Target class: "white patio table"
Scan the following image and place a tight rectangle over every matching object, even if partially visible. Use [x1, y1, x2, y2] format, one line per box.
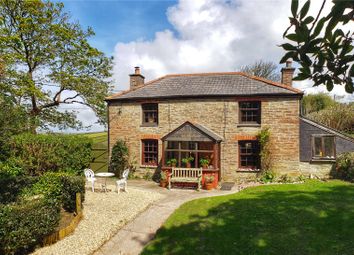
[95, 172, 115, 192]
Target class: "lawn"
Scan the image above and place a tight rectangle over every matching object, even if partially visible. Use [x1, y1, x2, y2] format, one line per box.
[81, 132, 108, 172]
[142, 180, 354, 255]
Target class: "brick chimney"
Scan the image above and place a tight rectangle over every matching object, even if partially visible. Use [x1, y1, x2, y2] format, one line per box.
[281, 60, 295, 86]
[129, 66, 145, 89]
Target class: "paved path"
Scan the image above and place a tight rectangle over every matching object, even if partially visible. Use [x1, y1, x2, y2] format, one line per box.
[93, 180, 241, 255]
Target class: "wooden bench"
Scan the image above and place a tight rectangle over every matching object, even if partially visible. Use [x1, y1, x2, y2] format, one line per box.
[168, 167, 203, 190]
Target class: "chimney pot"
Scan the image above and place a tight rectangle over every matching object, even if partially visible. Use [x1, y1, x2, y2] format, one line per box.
[286, 60, 292, 68]
[129, 66, 145, 89]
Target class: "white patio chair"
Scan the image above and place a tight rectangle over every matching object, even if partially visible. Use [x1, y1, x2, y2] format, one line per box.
[84, 168, 96, 192]
[116, 169, 129, 194]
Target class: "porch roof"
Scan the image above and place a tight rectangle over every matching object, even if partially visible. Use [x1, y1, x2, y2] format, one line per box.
[162, 121, 223, 142]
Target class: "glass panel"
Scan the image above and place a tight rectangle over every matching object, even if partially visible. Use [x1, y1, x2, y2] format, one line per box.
[181, 141, 196, 150]
[167, 141, 179, 149]
[323, 136, 335, 158]
[181, 152, 196, 167]
[313, 137, 322, 157]
[165, 151, 179, 167]
[239, 141, 259, 168]
[198, 152, 213, 168]
[198, 142, 213, 151]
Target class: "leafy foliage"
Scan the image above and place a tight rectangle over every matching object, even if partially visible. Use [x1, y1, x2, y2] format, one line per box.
[301, 93, 336, 114]
[281, 0, 353, 93]
[0, 0, 113, 131]
[8, 133, 93, 176]
[257, 127, 273, 172]
[240, 60, 280, 82]
[332, 152, 354, 182]
[0, 198, 60, 255]
[109, 139, 129, 178]
[307, 103, 354, 133]
[0, 175, 37, 204]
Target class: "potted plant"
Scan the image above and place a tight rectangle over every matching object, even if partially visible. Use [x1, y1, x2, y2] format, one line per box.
[204, 175, 215, 190]
[160, 171, 168, 188]
[182, 156, 194, 168]
[167, 158, 177, 167]
[199, 158, 210, 168]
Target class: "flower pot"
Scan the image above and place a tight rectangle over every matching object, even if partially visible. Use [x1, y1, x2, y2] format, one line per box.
[205, 182, 213, 190]
[160, 180, 168, 188]
[186, 162, 191, 168]
[171, 163, 176, 167]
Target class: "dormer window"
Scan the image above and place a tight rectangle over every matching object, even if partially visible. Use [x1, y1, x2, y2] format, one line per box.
[142, 103, 158, 126]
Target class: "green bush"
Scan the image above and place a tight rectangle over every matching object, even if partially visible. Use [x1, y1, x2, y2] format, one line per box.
[0, 176, 38, 204]
[21, 172, 85, 213]
[8, 133, 93, 175]
[61, 175, 85, 212]
[332, 152, 354, 182]
[0, 199, 60, 255]
[110, 139, 129, 178]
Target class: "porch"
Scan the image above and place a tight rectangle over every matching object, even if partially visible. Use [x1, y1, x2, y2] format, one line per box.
[160, 121, 222, 189]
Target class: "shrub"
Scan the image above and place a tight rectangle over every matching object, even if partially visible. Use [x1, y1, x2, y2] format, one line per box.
[257, 127, 273, 173]
[61, 175, 85, 212]
[0, 176, 38, 204]
[110, 139, 129, 178]
[332, 152, 354, 182]
[302, 93, 336, 115]
[0, 199, 60, 255]
[21, 172, 85, 213]
[8, 133, 93, 175]
[259, 170, 276, 183]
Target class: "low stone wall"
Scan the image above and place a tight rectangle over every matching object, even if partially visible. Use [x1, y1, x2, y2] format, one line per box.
[299, 162, 333, 179]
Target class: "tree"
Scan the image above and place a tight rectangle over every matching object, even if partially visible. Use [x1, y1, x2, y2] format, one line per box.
[301, 93, 336, 115]
[240, 60, 280, 82]
[0, 0, 113, 132]
[280, 0, 353, 93]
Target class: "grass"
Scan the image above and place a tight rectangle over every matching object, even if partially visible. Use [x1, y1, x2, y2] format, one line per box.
[81, 132, 108, 173]
[142, 180, 354, 255]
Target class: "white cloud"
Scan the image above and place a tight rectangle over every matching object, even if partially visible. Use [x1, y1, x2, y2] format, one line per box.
[112, 0, 352, 102]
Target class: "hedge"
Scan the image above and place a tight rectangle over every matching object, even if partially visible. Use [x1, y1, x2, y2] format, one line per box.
[0, 175, 37, 204]
[0, 199, 60, 255]
[0, 173, 85, 254]
[8, 133, 93, 175]
[22, 172, 85, 213]
[332, 152, 354, 182]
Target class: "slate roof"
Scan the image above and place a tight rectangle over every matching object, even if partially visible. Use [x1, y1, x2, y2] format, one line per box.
[106, 72, 303, 101]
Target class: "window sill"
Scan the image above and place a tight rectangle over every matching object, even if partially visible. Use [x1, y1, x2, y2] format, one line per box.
[310, 158, 336, 163]
[141, 123, 158, 127]
[236, 168, 260, 172]
[237, 123, 261, 128]
[140, 165, 158, 168]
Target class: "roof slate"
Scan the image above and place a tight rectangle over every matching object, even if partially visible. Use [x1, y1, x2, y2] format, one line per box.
[107, 72, 303, 101]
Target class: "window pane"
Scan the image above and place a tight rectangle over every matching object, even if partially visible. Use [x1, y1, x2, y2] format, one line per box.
[323, 136, 335, 158]
[142, 104, 158, 124]
[181, 141, 196, 150]
[313, 137, 322, 157]
[142, 140, 158, 165]
[239, 101, 260, 124]
[198, 142, 213, 151]
[239, 141, 259, 168]
[167, 141, 179, 149]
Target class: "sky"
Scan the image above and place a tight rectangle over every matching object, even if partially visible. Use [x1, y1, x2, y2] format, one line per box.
[57, 0, 353, 132]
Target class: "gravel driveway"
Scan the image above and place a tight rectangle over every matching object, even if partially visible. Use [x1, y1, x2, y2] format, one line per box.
[32, 185, 164, 255]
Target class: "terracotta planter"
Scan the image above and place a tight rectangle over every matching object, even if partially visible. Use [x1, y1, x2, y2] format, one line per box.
[205, 182, 213, 190]
[186, 162, 191, 168]
[171, 163, 176, 167]
[160, 180, 168, 188]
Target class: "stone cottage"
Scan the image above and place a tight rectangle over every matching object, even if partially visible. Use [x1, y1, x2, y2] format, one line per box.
[106, 62, 354, 184]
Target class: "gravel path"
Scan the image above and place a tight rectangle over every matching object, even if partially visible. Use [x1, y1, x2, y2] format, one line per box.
[32, 185, 164, 255]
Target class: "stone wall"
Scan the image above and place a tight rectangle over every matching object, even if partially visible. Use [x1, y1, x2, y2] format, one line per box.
[108, 97, 301, 181]
[299, 162, 333, 179]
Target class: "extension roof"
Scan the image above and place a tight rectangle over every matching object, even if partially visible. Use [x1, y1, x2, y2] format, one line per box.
[106, 72, 303, 101]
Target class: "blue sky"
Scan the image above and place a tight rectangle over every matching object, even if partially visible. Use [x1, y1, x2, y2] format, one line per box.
[61, 0, 177, 56]
[53, 0, 352, 132]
